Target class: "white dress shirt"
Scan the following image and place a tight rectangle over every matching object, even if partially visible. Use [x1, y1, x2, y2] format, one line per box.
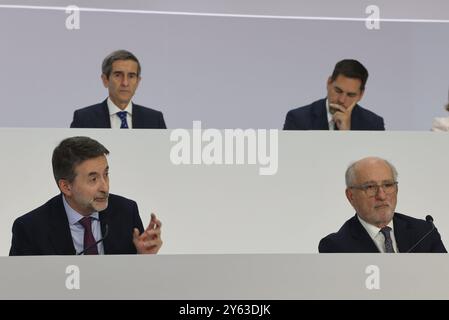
[325, 99, 336, 130]
[357, 215, 399, 253]
[107, 97, 133, 128]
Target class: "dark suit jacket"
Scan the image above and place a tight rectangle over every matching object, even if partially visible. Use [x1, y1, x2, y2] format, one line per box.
[319, 213, 447, 253]
[283, 98, 385, 130]
[9, 194, 145, 255]
[70, 99, 166, 129]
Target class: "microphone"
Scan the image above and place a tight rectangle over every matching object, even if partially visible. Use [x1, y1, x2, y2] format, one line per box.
[77, 224, 109, 255]
[406, 215, 435, 253]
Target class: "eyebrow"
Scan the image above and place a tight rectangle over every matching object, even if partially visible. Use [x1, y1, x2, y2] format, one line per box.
[112, 71, 137, 76]
[333, 85, 358, 96]
[360, 180, 395, 185]
[87, 166, 109, 177]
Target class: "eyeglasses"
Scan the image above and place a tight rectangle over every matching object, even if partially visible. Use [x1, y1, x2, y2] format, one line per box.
[349, 181, 398, 197]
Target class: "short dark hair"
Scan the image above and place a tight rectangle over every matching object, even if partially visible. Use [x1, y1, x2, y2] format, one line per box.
[52, 136, 109, 184]
[330, 59, 369, 91]
[102, 49, 141, 78]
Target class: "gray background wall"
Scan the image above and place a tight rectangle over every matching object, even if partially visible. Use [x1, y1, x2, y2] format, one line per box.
[1, 0, 449, 129]
[1, 128, 449, 255]
[1, 0, 449, 255]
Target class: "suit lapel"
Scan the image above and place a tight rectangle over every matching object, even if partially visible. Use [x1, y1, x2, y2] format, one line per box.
[132, 104, 142, 128]
[311, 99, 330, 130]
[349, 215, 380, 252]
[99, 209, 112, 254]
[98, 99, 112, 128]
[48, 195, 76, 255]
[393, 214, 413, 253]
[350, 105, 361, 130]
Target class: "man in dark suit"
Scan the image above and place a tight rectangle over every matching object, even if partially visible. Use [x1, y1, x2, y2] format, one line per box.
[319, 157, 446, 253]
[283, 59, 384, 130]
[70, 50, 166, 129]
[10, 136, 163, 255]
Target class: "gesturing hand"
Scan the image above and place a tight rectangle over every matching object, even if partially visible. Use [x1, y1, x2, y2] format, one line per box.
[133, 213, 163, 254]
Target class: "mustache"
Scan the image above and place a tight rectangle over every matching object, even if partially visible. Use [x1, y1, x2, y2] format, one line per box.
[374, 203, 390, 209]
[94, 192, 109, 200]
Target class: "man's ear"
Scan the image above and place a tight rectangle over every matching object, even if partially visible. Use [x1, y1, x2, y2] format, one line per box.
[345, 188, 353, 204]
[101, 73, 109, 88]
[358, 89, 365, 102]
[58, 179, 72, 196]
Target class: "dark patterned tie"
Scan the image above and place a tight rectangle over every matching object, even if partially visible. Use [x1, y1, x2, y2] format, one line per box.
[380, 226, 395, 253]
[117, 111, 129, 128]
[79, 216, 98, 255]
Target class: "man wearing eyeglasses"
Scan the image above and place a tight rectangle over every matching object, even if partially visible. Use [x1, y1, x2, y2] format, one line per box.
[319, 157, 446, 253]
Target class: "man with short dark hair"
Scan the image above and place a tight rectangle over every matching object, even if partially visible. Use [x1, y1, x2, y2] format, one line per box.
[9, 136, 163, 255]
[283, 59, 384, 130]
[70, 50, 166, 128]
[319, 157, 446, 253]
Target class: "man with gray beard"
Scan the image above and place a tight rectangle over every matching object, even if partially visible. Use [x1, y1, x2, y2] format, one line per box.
[10, 136, 163, 255]
[319, 157, 446, 253]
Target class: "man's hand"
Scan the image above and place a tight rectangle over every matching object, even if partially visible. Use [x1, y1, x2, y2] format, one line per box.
[330, 101, 357, 130]
[133, 213, 163, 254]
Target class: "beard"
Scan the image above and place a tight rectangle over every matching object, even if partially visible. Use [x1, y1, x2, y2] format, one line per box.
[73, 192, 109, 214]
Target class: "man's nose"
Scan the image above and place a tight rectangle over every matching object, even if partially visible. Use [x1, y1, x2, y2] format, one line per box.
[99, 177, 109, 192]
[375, 186, 387, 200]
[337, 93, 346, 105]
[121, 75, 129, 86]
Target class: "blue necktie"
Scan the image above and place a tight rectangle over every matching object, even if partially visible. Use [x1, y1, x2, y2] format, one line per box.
[380, 226, 395, 253]
[117, 111, 129, 129]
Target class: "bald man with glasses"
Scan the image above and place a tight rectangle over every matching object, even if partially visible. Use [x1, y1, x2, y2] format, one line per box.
[318, 157, 447, 253]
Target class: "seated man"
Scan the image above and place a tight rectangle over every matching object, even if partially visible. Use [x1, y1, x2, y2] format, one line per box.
[70, 50, 166, 129]
[284, 59, 384, 130]
[319, 157, 446, 253]
[10, 136, 163, 255]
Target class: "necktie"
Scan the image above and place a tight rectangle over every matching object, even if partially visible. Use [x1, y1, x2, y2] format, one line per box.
[79, 216, 98, 255]
[380, 226, 395, 253]
[117, 111, 129, 129]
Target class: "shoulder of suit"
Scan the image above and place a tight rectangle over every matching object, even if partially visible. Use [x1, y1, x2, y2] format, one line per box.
[14, 194, 61, 223]
[108, 193, 137, 205]
[288, 99, 325, 115]
[321, 216, 354, 241]
[355, 104, 383, 120]
[73, 101, 106, 114]
[133, 104, 164, 115]
[394, 212, 426, 225]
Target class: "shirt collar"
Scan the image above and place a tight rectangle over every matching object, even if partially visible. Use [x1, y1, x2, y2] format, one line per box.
[357, 214, 394, 240]
[107, 97, 133, 116]
[62, 194, 100, 226]
[325, 98, 334, 129]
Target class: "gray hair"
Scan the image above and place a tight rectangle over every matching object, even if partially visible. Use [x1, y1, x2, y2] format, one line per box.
[345, 157, 398, 187]
[102, 50, 141, 78]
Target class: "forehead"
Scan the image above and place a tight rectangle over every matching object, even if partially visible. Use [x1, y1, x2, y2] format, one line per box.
[331, 75, 362, 93]
[354, 160, 393, 183]
[74, 155, 108, 175]
[111, 59, 139, 73]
